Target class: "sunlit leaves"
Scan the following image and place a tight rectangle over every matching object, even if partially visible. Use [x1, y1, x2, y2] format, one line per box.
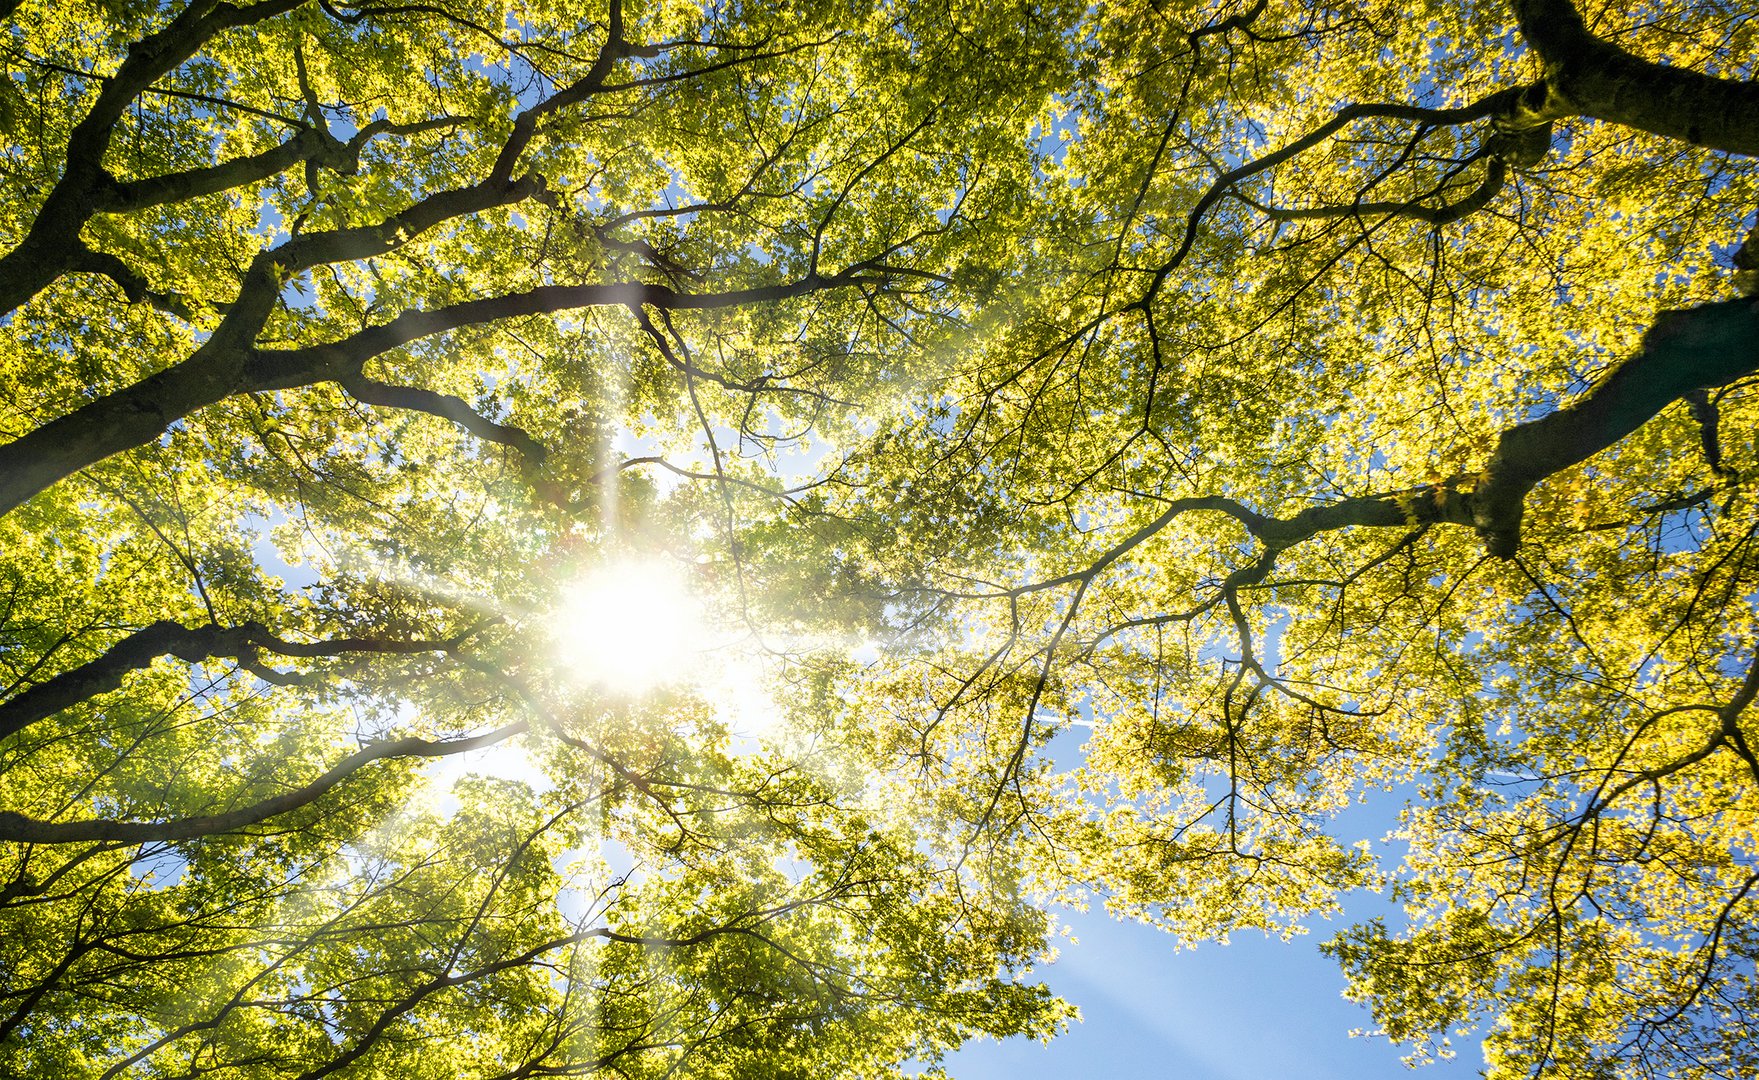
[4, 0, 1759, 1075]
[0, 0, 1083, 1075]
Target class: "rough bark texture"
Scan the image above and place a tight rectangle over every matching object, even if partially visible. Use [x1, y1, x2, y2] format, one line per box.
[1511, 0, 1759, 154]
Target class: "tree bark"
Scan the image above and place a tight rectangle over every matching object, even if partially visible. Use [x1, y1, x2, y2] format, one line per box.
[0, 271, 867, 517]
[0, 722, 526, 843]
[1472, 295, 1759, 555]
[1511, 0, 1759, 155]
[0, 620, 474, 744]
[0, 0, 309, 315]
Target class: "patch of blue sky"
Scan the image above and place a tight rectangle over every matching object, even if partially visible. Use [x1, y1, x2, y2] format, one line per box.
[422, 735, 552, 819]
[949, 567, 1512, 1069]
[244, 507, 323, 594]
[938, 711, 1487, 1079]
[129, 845, 188, 891]
[1027, 120, 1083, 195]
[553, 832, 645, 925]
[940, 904, 1480, 1080]
[251, 190, 289, 250]
[151, 416, 191, 447]
[279, 269, 321, 315]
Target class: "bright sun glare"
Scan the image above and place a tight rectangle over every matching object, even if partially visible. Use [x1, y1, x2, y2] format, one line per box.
[553, 558, 706, 694]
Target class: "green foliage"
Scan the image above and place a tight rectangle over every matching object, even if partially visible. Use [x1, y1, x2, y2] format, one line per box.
[2, 0, 1758, 1076]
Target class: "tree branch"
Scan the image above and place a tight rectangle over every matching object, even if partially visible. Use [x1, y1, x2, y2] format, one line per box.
[1511, 0, 1759, 155]
[0, 257, 873, 518]
[0, 0, 310, 315]
[1472, 294, 1759, 555]
[339, 375, 550, 466]
[0, 721, 527, 843]
[0, 620, 478, 744]
[95, 114, 462, 215]
[981, 292, 1758, 605]
[72, 246, 203, 321]
[1244, 156, 1509, 227]
[1140, 85, 1529, 303]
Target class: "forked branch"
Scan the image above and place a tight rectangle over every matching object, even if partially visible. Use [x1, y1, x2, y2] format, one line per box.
[0, 721, 528, 843]
[0, 619, 484, 743]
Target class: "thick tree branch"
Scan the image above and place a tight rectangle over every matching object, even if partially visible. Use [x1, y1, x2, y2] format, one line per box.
[988, 294, 1759, 606]
[338, 374, 555, 496]
[339, 375, 549, 462]
[0, 721, 527, 843]
[97, 114, 463, 215]
[0, 0, 310, 315]
[0, 620, 478, 743]
[1472, 294, 1759, 555]
[1246, 157, 1509, 227]
[487, 0, 628, 187]
[0, 621, 245, 743]
[73, 246, 202, 321]
[0, 261, 873, 517]
[0, 344, 265, 517]
[1512, 0, 1759, 155]
[101, 126, 337, 213]
[1683, 388, 1731, 477]
[1193, 295, 1759, 561]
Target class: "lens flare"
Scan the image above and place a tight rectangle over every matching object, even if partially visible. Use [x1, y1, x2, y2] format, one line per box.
[553, 559, 705, 694]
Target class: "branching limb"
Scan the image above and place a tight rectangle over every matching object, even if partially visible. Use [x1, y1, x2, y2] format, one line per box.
[339, 374, 550, 467]
[974, 290, 1757, 645]
[0, 620, 484, 743]
[1512, 0, 1759, 155]
[1472, 295, 1759, 556]
[0, 0, 310, 316]
[1139, 85, 1530, 304]
[72, 246, 203, 321]
[0, 721, 528, 843]
[0, 266, 877, 517]
[1683, 388, 1732, 478]
[1242, 156, 1509, 227]
[99, 113, 466, 215]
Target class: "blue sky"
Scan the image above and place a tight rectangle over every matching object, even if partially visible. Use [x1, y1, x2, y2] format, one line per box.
[936, 720, 1486, 1080]
[945, 905, 1482, 1079]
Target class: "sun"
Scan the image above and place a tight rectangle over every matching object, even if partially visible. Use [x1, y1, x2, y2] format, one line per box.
[552, 558, 707, 694]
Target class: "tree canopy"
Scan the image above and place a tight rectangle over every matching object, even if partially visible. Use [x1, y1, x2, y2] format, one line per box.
[1, 0, 1756, 1075]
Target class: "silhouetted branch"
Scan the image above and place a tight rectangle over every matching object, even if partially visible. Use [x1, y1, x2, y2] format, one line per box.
[0, 721, 528, 843]
[0, 620, 483, 743]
